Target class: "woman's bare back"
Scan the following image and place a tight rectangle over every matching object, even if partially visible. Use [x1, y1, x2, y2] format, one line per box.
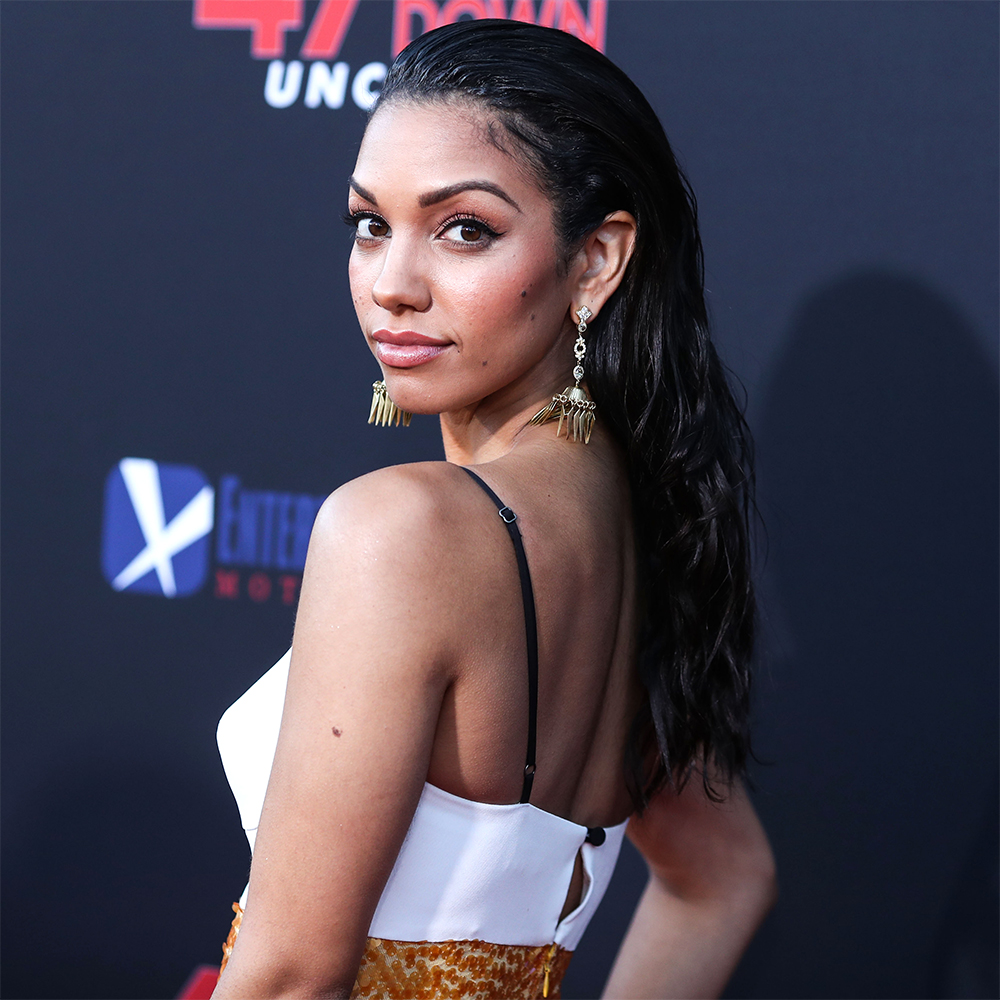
[424, 428, 640, 831]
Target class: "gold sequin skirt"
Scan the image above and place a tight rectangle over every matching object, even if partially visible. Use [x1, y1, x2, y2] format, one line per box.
[220, 902, 573, 999]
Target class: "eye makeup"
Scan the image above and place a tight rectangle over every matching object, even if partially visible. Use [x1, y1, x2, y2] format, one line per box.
[343, 208, 505, 248]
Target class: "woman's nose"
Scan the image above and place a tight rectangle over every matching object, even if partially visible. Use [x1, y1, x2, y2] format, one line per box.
[371, 236, 431, 314]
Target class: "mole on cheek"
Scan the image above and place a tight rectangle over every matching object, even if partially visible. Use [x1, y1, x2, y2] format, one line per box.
[521, 290, 527, 298]
[332, 727, 342, 737]
[530, 314, 536, 321]
[482, 360, 488, 366]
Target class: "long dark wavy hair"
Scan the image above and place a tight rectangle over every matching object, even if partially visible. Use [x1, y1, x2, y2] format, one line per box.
[376, 20, 756, 810]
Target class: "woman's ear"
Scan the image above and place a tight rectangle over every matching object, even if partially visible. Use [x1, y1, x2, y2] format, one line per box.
[572, 211, 637, 317]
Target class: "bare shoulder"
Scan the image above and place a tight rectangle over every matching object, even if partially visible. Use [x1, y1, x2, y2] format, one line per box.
[298, 462, 490, 674]
[325, 459, 471, 513]
[307, 461, 475, 572]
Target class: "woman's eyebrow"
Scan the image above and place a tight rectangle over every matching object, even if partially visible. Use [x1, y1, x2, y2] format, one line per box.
[348, 177, 378, 204]
[348, 177, 522, 213]
[419, 181, 522, 212]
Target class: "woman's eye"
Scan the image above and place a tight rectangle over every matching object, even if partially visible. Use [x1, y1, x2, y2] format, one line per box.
[356, 216, 389, 239]
[441, 220, 493, 243]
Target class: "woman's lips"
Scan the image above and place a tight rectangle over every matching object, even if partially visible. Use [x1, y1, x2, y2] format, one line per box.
[373, 331, 450, 368]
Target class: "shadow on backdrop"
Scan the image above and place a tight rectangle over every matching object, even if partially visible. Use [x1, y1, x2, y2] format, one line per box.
[726, 271, 998, 999]
[929, 776, 1000, 1000]
[1, 752, 245, 1000]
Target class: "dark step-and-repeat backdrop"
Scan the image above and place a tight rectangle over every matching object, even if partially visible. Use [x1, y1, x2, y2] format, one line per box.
[2, 3, 997, 998]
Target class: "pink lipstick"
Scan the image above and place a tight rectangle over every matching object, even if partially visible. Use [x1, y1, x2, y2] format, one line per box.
[372, 330, 450, 368]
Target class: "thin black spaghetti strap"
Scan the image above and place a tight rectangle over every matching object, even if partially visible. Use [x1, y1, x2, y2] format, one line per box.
[461, 466, 539, 803]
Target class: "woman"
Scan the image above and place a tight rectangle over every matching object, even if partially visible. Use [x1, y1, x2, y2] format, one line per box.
[213, 19, 775, 1000]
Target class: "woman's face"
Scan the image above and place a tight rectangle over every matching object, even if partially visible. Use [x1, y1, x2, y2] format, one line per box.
[347, 98, 578, 417]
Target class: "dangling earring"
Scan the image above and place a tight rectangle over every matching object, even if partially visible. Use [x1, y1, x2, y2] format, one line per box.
[529, 305, 597, 443]
[368, 380, 412, 427]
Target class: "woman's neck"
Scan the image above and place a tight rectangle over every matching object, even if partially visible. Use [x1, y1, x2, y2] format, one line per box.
[438, 394, 547, 465]
[438, 339, 577, 464]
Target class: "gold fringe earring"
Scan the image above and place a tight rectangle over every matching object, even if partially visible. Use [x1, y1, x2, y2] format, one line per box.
[529, 305, 597, 443]
[368, 380, 412, 427]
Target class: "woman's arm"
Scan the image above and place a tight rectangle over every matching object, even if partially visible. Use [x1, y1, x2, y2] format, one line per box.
[602, 777, 777, 1000]
[212, 466, 463, 1000]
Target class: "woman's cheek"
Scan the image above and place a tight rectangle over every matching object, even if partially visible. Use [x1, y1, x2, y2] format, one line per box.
[445, 265, 530, 320]
[348, 259, 374, 314]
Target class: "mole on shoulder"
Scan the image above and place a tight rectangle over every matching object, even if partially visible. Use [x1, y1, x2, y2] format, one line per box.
[482, 360, 488, 366]
[521, 290, 527, 297]
[331, 727, 342, 737]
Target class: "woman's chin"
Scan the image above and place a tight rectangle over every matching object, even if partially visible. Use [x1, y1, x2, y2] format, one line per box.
[381, 389, 441, 417]
[381, 381, 453, 417]
[399, 405, 442, 417]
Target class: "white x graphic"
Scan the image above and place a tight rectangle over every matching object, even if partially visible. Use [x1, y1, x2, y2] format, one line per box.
[112, 458, 214, 597]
